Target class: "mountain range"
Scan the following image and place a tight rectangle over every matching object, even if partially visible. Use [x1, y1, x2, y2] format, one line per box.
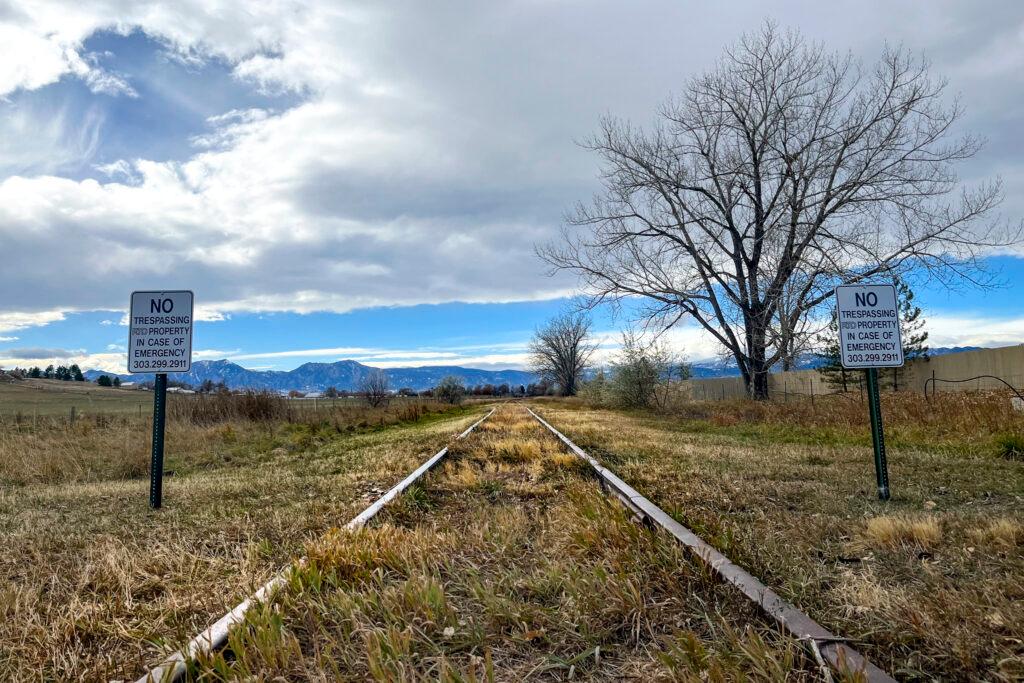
[85, 359, 538, 393]
[84, 346, 983, 392]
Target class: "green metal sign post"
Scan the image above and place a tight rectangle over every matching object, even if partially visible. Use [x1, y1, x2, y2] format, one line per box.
[149, 373, 168, 509]
[864, 368, 890, 500]
[129, 290, 194, 508]
[835, 284, 902, 502]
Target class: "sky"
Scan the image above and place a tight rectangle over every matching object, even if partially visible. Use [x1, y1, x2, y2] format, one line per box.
[1, 0, 1023, 373]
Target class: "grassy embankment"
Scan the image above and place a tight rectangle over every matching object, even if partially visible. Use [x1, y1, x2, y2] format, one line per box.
[192, 404, 833, 681]
[533, 392, 1024, 681]
[0, 387, 479, 681]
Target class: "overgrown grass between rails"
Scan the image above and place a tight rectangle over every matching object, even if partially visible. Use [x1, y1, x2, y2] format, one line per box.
[191, 405, 849, 681]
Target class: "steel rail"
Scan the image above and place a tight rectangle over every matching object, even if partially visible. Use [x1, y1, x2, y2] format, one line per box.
[527, 407, 895, 683]
[135, 408, 494, 683]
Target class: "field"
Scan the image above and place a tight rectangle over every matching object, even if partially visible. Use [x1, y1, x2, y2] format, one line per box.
[1, 382, 1021, 681]
[0, 378, 150, 417]
[0, 391, 477, 681]
[534, 392, 1024, 681]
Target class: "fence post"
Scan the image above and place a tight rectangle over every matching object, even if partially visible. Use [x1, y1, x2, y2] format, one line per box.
[784, 380, 788, 403]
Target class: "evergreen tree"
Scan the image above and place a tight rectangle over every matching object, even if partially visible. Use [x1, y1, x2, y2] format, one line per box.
[96, 375, 113, 387]
[891, 277, 929, 391]
[28, 366, 42, 378]
[815, 307, 851, 392]
[44, 364, 55, 379]
[113, 377, 121, 387]
[69, 364, 84, 382]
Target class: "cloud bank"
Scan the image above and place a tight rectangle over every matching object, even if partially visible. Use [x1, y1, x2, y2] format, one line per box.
[0, 1, 1021, 335]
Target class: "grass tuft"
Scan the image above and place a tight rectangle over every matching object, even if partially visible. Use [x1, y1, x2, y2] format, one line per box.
[994, 432, 1024, 460]
[863, 515, 942, 550]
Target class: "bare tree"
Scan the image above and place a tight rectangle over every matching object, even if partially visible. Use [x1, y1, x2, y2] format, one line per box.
[529, 312, 597, 396]
[541, 23, 1017, 399]
[359, 369, 390, 408]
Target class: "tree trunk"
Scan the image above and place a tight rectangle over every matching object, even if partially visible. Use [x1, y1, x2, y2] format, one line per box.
[750, 368, 770, 400]
[743, 328, 771, 401]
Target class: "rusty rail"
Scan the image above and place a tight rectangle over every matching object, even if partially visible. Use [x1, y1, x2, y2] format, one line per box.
[527, 407, 895, 683]
[136, 408, 494, 683]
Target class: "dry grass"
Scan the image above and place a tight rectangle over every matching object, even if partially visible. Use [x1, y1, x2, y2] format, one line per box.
[561, 389, 1024, 457]
[0, 398, 451, 486]
[533, 397, 1024, 681]
[188, 405, 831, 681]
[0, 399, 482, 681]
[971, 518, 1023, 550]
[862, 515, 942, 551]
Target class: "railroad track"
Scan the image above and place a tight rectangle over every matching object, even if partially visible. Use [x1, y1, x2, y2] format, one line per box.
[135, 404, 894, 682]
[136, 408, 494, 683]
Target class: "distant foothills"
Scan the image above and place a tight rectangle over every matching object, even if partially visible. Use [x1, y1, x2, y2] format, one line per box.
[77, 346, 984, 393]
[84, 359, 538, 393]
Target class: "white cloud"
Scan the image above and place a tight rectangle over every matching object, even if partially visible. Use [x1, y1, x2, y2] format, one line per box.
[0, 310, 67, 333]
[0, 350, 126, 373]
[926, 314, 1024, 349]
[0, 336, 19, 342]
[0, 1, 1021, 330]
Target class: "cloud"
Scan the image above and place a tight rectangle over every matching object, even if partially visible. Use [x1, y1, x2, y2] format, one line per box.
[2, 347, 85, 360]
[0, 310, 67, 333]
[927, 314, 1024, 349]
[0, 349, 125, 372]
[0, 336, 18, 342]
[0, 0, 1021, 331]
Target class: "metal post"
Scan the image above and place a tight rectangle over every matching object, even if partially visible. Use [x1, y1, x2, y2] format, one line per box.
[865, 368, 890, 501]
[150, 373, 168, 509]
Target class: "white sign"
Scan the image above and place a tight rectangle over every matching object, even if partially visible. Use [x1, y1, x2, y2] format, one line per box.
[835, 284, 904, 369]
[127, 290, 194, 374]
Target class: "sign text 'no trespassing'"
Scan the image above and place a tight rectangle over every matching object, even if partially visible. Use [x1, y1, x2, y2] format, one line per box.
[128, 290, 194, 374]
[835, 284, 904, 369]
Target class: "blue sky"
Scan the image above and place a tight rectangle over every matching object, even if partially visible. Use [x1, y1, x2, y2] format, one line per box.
[1, 2, 1023, 373]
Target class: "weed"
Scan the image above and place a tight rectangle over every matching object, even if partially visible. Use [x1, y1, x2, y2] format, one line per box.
[994, 432, 1024, 460]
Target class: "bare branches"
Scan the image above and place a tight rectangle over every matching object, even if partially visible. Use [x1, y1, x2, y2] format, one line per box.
[528, 312, 597, 396]
[358, 370, 390, 408]
[540, 22, 1019, 399]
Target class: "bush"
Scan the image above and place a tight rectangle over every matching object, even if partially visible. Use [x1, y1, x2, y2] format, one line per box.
[583, 333, 689, 410]
[435, 376, 465, 405]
